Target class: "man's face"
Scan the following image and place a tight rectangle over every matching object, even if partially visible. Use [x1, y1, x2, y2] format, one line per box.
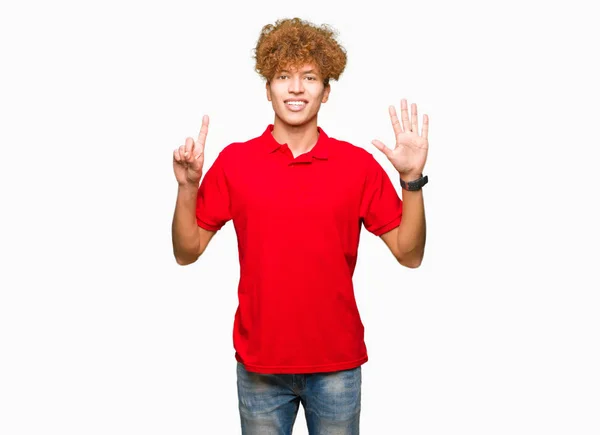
[266, 64, 331, 127]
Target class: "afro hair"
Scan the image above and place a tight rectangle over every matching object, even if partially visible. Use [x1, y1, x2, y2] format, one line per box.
[253, 17, 347, 86]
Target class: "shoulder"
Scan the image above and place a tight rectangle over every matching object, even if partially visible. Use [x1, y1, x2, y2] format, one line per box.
[213, 131, 265, 163]
[327, 135, 379, 169]
[326, 135, 393, 187]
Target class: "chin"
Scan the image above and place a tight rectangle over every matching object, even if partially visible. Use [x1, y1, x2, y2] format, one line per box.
[276, 112, 317, 127]
[283, 118, 309, 126]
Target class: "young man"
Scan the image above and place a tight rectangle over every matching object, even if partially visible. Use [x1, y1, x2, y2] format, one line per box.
[171, 17, 429, 435]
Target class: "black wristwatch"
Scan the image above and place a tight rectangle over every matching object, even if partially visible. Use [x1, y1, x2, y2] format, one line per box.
[400, 174, 428, 191]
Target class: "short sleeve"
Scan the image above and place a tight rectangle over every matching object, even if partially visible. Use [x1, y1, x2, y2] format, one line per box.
[359, 155, 403, 236]
[195, 153, 232, 231]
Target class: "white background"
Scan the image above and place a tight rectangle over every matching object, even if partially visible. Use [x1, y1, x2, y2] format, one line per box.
[1, 0, 599, 433]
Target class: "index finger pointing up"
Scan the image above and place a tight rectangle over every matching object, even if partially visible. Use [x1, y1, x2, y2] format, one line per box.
[196, 114, 210, 149]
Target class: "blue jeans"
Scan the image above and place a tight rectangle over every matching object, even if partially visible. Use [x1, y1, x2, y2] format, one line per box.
[236, 361, 362, 434]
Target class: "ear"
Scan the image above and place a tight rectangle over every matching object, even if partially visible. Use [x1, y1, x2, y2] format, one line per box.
[266, 81, 272, 102]
[322, 83, 331, 103]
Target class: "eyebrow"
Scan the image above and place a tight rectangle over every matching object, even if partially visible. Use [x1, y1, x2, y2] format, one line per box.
[280, 69, 318, 74]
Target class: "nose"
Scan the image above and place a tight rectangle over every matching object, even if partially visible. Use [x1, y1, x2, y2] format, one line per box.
[288, 76, 304, 93]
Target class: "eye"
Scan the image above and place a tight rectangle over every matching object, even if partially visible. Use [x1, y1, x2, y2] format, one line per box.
[278, 75, 288, 79]
[305, 76, 316, 81]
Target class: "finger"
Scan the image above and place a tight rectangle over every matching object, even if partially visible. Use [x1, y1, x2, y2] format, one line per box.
[184, 137, 195, 161]
[422, 114, 429, 140]
[388, 105, 403, 137]
[196, 114, 210, 152]
[175, 147, 187, 163]
[173, 148, 182, 162]
[371, 139, 393, 159]
[189, 154, 203, 172]
[178, 144, 189, 162]
[411, 103, 419, 135]
[400, 99, 411, 132]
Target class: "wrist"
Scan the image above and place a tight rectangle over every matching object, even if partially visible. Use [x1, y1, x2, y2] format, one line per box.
[399, 172, 422, 182]
[178, 180, 200, 191]
[399, 173, 428, 191]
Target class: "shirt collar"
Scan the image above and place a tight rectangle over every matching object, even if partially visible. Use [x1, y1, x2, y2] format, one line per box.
[260, 124, 329, 160]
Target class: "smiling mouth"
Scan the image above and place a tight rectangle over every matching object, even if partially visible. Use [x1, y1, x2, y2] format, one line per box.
[285, 100, 308, 112]
[286, 101, 307, 107]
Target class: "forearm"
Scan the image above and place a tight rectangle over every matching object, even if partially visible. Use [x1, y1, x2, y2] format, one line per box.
[172, 183, 202, 264]
[396, 186, 426, 268]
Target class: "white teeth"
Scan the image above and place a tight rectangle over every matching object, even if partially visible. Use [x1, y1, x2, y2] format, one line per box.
[287, 101, 306, 105]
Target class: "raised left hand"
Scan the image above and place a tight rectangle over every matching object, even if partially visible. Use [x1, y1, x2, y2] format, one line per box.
[371, 99, 429, 180]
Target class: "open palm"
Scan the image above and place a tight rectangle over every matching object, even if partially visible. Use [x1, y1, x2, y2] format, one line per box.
[372, 99, 429, 179]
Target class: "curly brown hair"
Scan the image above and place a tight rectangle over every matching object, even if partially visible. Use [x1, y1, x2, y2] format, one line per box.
[253, 17, 347, 86]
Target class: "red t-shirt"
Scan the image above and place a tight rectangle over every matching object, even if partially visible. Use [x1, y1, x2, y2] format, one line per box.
[196, 124, 403, 374]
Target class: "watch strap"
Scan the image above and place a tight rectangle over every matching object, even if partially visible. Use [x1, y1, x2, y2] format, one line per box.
[400, 174, 428, 191]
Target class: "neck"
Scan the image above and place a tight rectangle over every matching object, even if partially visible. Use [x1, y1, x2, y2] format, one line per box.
[271, 116, 319, 157]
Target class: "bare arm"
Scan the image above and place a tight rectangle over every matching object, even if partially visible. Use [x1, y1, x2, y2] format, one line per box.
[380, 187, 426, 268]
[171, 182, 216, 265]
[171, 115, 215, 265]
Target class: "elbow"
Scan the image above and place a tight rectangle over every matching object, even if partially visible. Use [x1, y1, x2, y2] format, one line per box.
[175, 256, 194, 266]
[174, 251, 200, 266]
[396, 250, 424, 269]
[399, 258, 422, 269]
[397, 257, 422, 269]
[172, 227, 208, 266]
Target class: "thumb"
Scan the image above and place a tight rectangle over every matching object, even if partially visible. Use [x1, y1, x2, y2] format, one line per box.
[188, 152, 203, 173]
[371, 140, 392, 159]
